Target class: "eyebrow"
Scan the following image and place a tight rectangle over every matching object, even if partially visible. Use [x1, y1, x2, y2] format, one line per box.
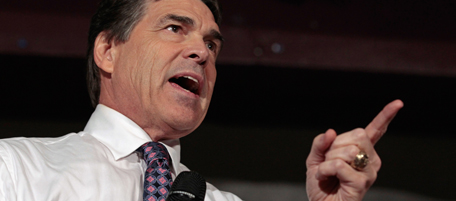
[210, 29, 224, 47]
[159, 14, 225, 48]
[160, 14, 195, 27]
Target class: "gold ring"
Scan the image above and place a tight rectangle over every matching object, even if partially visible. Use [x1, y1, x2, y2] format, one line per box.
[351, 150, 369, 170]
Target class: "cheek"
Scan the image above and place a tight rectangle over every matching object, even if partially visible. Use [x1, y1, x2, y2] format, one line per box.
[112, 48, 138, 88]
[130, 41, 163, 94]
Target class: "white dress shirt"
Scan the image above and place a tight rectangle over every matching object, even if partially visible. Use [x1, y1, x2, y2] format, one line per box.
[0, 104, 242, 201]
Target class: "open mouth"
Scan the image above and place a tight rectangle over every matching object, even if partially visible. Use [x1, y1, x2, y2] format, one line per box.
[169, 76, 200, 95]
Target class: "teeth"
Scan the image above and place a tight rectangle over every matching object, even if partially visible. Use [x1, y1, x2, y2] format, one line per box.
[183, 76, 199, 84]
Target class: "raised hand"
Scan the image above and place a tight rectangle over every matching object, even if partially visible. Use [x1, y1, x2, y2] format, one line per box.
[306, 100, 404, 201]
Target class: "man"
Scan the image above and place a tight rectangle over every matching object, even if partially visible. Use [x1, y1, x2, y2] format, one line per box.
[0, 0, 403, 200]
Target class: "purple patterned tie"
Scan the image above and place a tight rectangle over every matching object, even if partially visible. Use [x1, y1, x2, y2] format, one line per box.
[137, 142, 173, 201]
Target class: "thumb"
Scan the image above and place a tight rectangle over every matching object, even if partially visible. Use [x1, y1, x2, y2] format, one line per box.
[306, 129, 337, 167]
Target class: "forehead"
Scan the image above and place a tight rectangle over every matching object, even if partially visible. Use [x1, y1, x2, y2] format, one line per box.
[147, 0, 219, 30]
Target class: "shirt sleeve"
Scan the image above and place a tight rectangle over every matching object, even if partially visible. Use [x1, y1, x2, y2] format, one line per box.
[0, 142, 16, 201]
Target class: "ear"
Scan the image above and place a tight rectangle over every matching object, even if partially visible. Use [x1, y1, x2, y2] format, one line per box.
[94, 32, 115, 74]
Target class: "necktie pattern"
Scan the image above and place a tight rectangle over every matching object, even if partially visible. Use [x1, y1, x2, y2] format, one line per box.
[137, 142, 173, 201]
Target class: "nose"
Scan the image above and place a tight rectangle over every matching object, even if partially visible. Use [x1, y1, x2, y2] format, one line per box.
[182, 39, 209, 66]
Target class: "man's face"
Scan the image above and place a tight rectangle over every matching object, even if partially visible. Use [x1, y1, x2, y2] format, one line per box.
[108, 0, 222, 140]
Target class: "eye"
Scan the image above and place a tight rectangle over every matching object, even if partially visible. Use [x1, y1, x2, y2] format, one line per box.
[206, 42, 217, 53]
[166, 25, 181, 33]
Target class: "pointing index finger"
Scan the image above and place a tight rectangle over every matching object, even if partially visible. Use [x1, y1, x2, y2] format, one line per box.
[365, 99, 404, 145]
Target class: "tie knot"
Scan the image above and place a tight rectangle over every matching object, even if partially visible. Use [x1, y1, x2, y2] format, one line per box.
[137, 141, 171, 165]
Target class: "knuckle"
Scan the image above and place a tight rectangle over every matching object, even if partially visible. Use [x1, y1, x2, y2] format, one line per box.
[353, 127, 364, 133]
[348, 145, 360, 157]
[352, 128, 367, 140]
[333, 159, 346, 169]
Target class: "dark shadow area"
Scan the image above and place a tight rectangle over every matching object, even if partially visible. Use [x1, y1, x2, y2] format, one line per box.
[208, 62, 456, 136]
[0, 54, 93, 123]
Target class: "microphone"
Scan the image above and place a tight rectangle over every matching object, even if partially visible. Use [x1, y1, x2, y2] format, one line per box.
[166, 171, 206, 201]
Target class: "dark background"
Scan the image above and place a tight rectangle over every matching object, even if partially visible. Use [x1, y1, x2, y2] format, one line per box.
[1, 0, 456, 200]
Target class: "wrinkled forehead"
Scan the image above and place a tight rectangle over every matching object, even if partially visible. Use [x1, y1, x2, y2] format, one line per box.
[147, 0, 218, 28]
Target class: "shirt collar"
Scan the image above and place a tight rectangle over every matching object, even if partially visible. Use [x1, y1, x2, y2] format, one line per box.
[83, 104, 182, 172]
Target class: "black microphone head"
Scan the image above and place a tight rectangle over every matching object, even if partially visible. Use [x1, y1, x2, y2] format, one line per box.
[167, 171, 206, 201]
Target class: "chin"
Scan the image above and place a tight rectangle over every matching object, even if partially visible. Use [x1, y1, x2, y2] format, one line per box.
[161, 99, 208, 133]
